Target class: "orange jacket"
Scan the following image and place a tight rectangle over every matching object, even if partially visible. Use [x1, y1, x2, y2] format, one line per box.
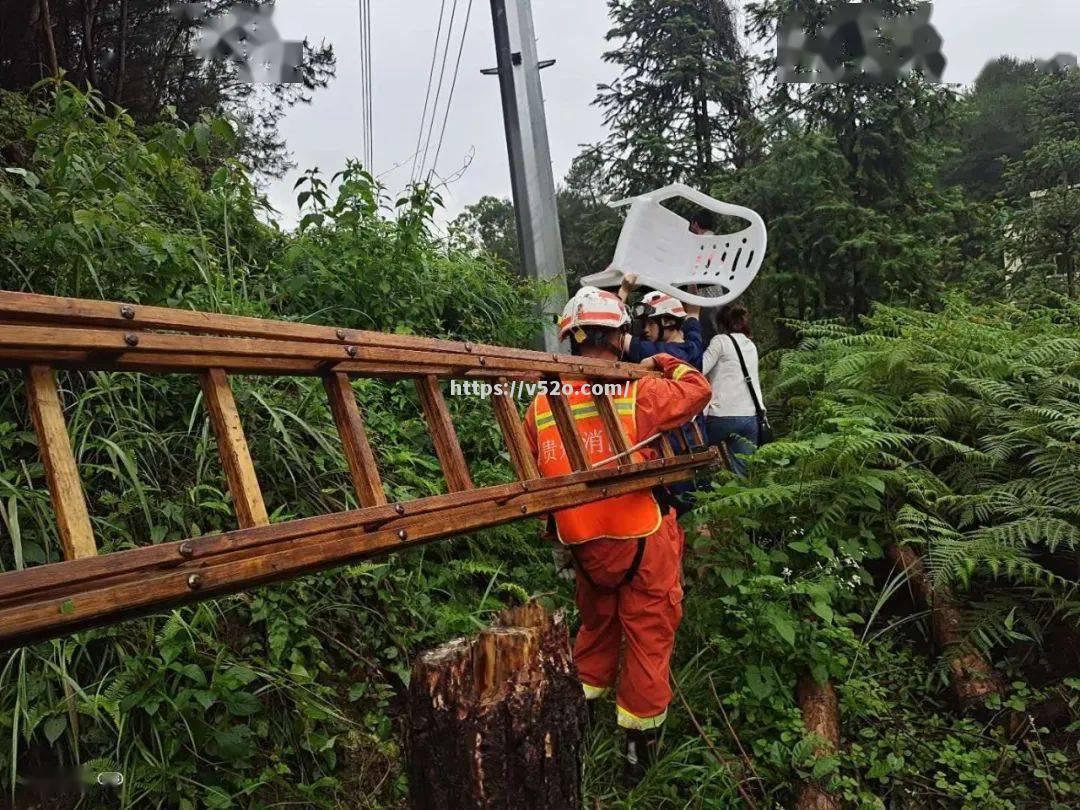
[524, 353, 711, 544]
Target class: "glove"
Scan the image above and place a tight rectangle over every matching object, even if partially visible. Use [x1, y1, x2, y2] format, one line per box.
[552, 544, 576, 582]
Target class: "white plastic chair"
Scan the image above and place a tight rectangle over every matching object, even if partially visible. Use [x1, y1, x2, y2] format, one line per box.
[581, 183, 767, 309]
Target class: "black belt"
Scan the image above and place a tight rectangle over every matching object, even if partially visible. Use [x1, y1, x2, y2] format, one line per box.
[571, 536, 647, 591]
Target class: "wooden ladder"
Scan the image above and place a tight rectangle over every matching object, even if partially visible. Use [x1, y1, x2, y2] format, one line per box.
[0, 291, 718, 650]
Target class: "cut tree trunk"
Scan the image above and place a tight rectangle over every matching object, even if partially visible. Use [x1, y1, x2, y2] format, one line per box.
[406, 601, 586, 810]
[887, 544, 1004, 709]
[794, 673, 841, 810]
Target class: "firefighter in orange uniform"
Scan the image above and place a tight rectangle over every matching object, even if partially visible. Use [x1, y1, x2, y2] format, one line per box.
[523, 286, 711, 783]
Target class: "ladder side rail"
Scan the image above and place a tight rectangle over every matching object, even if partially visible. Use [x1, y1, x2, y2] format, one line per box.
[0, 456, 712, 649]
[0, 322, 649, 383]
[0, 290, 649, 378]
[0, 452, 718, 606]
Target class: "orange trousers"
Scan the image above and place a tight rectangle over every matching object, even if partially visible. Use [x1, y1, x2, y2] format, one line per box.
[571, 510, 684, 729]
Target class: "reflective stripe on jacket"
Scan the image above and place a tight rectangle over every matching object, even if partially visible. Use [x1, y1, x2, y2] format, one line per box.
[524, 354, 717, 546]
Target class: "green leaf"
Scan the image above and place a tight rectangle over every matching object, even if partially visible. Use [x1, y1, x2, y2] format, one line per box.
[192, 123, 210, 159]
[43, 715, 66, 744]
[3, 167, 38, 188]
[765, 607, 796, 646]
[812, 755, 839, 780]
[862, 475, 886, 494]
[720, 567, 745, 587]
[810, 600, 834, 623]
[224, 691, 262, 717]
[745, 665, 772, 698]
[72, 209, 97, 227]
[867, 758, 891, 779]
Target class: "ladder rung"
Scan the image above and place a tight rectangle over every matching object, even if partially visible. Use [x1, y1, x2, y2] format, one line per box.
[659, 433, 677, 459]
[545, 379, 589, 472]
[323, 373, 387, 508]
[593, 392, 631, 461]
[492, 380, 540, 481]
[25, 366, 97, 560]
[200, 368, 270, 528]
[415, 376, 473, 493]
[690, 420, 706, 449]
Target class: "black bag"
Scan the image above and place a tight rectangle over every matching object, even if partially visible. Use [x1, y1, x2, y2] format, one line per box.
[727, 334, 773, 446]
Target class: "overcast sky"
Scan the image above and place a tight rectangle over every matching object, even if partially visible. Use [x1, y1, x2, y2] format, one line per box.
[265, 1, 1080, 228]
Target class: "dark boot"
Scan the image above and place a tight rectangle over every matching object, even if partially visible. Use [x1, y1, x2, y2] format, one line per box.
[622, 728, 661, 786]
[585, 699, 599, 730]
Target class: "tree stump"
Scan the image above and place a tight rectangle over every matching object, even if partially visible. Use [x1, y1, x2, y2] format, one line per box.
[795, 673, 841, 810]
[406, 601, 587, 810]
[887, 544, 1004, 709]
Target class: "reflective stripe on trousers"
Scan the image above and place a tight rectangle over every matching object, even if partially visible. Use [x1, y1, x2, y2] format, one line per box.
[572, 510, 685, 728]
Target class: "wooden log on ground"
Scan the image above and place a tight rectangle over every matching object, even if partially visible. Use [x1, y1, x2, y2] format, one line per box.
[407, 601, 586, 810]
[887, 544, 1004, 709]
[794, 673, 841, 810]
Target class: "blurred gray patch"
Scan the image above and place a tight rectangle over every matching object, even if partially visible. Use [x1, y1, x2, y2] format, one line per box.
[174, 2, 303, 83]
[778, 2, 946, 84]
[170, 2, 207, 22]
[1037, 53, 1078, 74]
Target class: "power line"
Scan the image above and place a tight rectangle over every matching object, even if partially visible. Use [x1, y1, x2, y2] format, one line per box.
[358, 0, 374, 169]
[428, 0, 475, 180]
[357, 0, 369, 168]
[365, 0, 374, 169]
[411, 0, 450, 183]
[417, 0, 462, 181]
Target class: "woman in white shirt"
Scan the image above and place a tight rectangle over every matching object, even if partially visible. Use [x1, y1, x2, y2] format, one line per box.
[701, 304, 765, 476]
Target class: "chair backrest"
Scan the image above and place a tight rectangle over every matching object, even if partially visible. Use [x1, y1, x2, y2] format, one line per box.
[581, 184, 767, 308]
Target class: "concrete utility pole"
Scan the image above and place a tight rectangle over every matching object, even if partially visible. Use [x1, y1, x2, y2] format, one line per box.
[486, 0, 569, 353]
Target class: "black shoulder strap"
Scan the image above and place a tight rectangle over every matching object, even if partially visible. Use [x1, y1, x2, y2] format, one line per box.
[727, 334, 765, 417]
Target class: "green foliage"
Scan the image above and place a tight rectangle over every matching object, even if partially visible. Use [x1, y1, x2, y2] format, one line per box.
[0, 83, 551, 806]
[941, 57, 1045, 200]
[0, 2, 336, 177]
[666, 298, 1080, 809]
[571, 301, 1079, 809]
[3, 45, 1080, 810]
[1004, 70, 1080, 301]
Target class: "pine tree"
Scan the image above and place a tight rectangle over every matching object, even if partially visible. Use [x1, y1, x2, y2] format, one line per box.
[594, 0, 754, 197]
[1005, 70, 1080, 300]
[736, 0, 978, 322]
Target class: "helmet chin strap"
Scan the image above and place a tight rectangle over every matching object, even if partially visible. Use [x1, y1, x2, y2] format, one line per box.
[611, 330, 628, 361]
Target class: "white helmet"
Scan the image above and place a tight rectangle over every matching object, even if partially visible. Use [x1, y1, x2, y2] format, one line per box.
[641, 291, 687, 321]
[558, 286, 631, 342]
